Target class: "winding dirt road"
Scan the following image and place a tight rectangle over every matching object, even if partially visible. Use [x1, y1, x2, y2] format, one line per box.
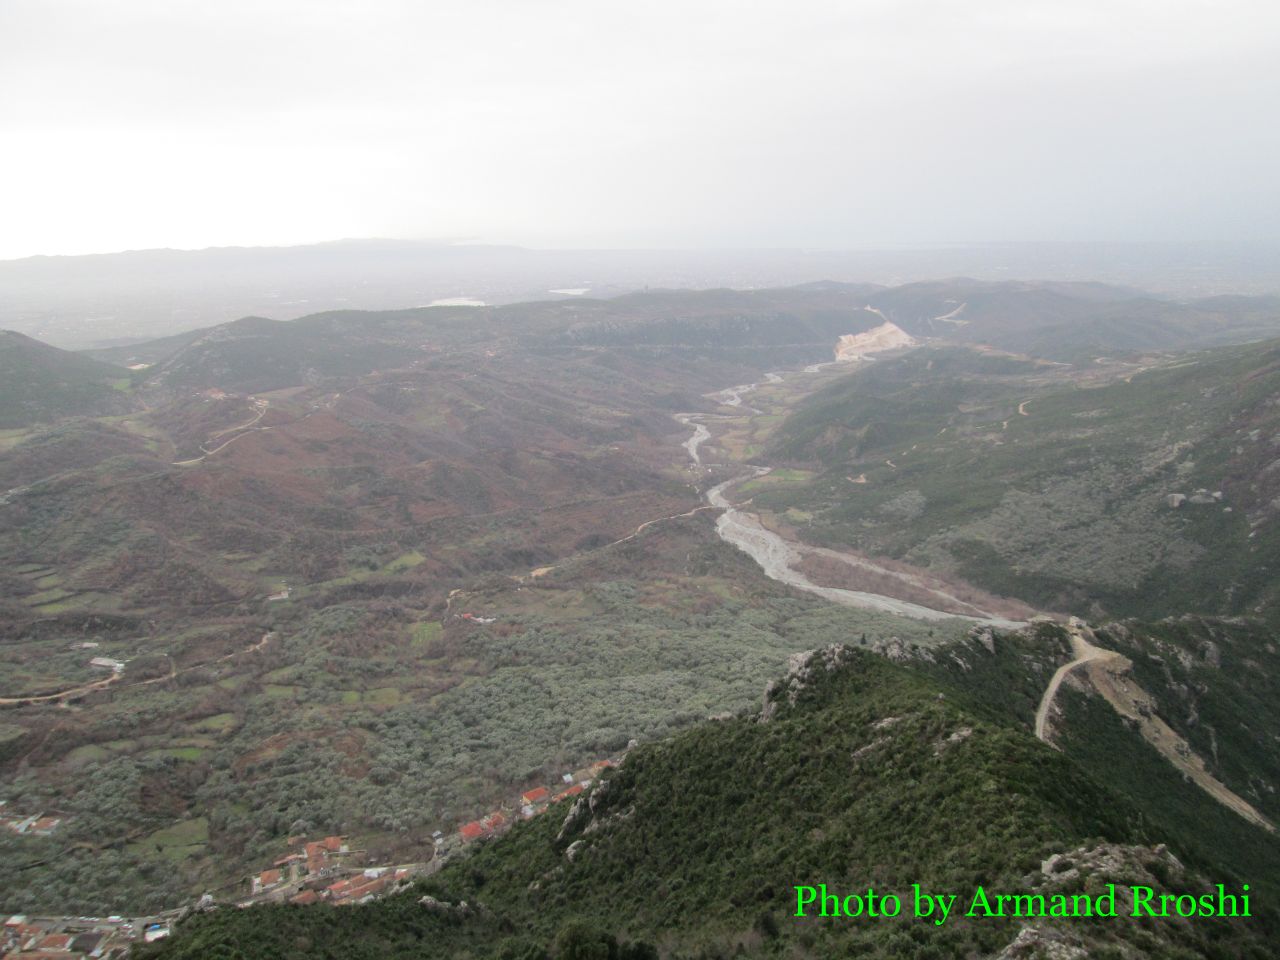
[0, 632, 276, 707]
[1035, 619, 1273, 832]
[172, 399, 282, 466]
[1034, 620, 1119, 740]
[527, 506, 718, 580]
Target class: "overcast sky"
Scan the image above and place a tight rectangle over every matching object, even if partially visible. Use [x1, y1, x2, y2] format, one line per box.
[2, 0, 1278, 260]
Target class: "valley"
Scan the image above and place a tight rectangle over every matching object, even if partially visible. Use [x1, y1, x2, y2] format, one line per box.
[3, 278, 1280, 958]
[677, 364, 1031, 625]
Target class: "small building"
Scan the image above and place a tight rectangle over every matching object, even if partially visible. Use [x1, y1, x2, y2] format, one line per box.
[459, 821, 486, 843]
[71, 931, 104, 954]
[252, 869, 283, 894]
[291, 890, 320, 905]
[36, 933, 74, 951]
[326, 878, 356, 900]
[520, 787, 550, 806]
[304, 835, 349, 873]
[553, 784, 584, 803]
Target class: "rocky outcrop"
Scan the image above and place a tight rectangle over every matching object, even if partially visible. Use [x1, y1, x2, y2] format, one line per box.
[990, 926, 1089, 960]
[557, 776, 633, 855]
[759, 645, 858, 722]
[418, 895, 475, 916]
[834, 321, 916, 361]
[987, 844, 1194, 959]
[1030, 843, 1185, 913]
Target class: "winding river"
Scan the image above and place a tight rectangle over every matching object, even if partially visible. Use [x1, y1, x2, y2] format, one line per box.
[681, 370, 1024, 627]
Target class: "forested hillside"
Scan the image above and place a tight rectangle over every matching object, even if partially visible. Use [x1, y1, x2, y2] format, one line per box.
[138, 643, 1278, 959]
[759, 338, 1280, 624]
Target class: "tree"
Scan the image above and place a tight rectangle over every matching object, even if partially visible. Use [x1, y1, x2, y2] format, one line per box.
[552, 921, 617, 960]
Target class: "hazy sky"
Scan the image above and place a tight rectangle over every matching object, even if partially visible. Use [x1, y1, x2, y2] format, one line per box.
[2, 0, 1278, 259]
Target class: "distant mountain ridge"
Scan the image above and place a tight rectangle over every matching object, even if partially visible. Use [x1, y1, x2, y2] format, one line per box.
[7, 239, 1280, 348]
[74, 278, 1280, 397]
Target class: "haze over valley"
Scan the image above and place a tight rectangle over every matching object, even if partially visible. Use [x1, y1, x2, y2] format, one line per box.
[4, 1, 1280, 957]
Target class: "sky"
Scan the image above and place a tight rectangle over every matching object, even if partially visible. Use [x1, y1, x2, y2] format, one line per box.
[2, 0, 1279, 260]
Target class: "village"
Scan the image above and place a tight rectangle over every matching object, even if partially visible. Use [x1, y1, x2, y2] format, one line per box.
[2, 912, 171, 959]
[0, 755, 619, 959]
[239, 755, 617, 908]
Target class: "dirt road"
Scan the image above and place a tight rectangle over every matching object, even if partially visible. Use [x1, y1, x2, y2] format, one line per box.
[0, 632, 276, 707]
[172, 399, 290, 466]
[527, 506, 717, 580]
[1034, 621, 1119, 740]
[1035, 619, 1273, 832]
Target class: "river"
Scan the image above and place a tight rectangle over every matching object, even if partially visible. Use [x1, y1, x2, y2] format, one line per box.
[681, 370, 1024, 627]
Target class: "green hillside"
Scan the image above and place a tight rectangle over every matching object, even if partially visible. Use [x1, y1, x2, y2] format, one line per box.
[922, 619, 1280, 903]
[139, 644, 1276, 960]
[0, 330, 134, 427]
[864, 280, 1280, 360]
[760, 338, 1280, 623]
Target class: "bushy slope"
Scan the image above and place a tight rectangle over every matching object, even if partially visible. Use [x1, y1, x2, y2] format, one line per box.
[0, 330, 134, 426]
[925, 618, 1280, 907]
[761, 338, 1280, 623]
[139, 646, 1275, 959]
[864, 279, 1280, 360]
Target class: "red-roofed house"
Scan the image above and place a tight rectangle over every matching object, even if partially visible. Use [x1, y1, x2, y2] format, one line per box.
[326, 878, 356, 899]
[521, 787, 550, 805]
[553, 784, 584, 802]
[459, 821, 486, 842]
[252, 868, 283, 895]
[481, 812, 506, 833]
[36, 933, 73, 951]
[291, 890, 320, 905]
[303, 835, 349, 875]
[346, 876, 389, 902]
